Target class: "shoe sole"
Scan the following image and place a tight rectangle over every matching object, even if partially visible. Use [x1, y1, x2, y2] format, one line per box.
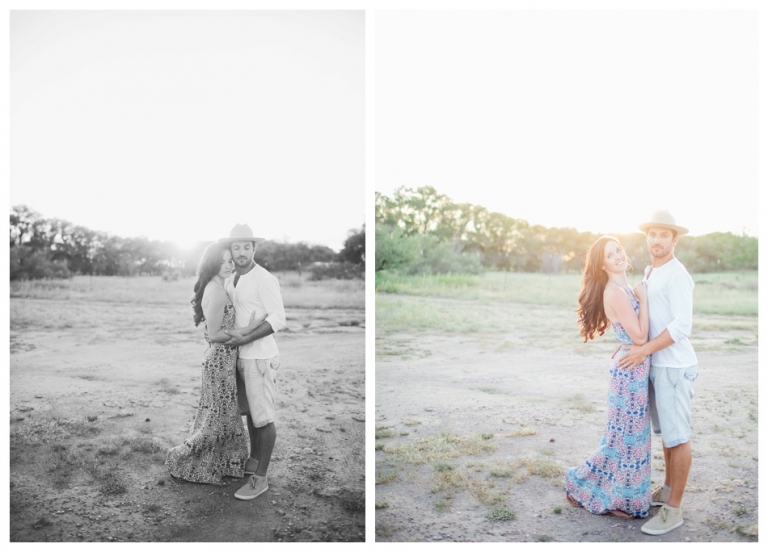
[650, 500, 667, 506]
[234, 484, 269, 501]
[641, 519, 683, 535]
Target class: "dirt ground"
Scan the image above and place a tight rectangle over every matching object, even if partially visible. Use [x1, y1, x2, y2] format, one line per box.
[375, 297, 758, 543]
[10, 298, 365, 542]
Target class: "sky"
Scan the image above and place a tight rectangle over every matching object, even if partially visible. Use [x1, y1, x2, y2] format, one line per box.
[10, 10, 365, 251]
[375, 8, 758, 238]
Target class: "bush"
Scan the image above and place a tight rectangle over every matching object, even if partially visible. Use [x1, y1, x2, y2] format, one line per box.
[405, 234, 483, 275]
[10, 246, 72, 280]
[308, 261, 363, 280]
[161, 270, 180, 282]
[375, 224, 421, 272]
[375, 224, 483, 276]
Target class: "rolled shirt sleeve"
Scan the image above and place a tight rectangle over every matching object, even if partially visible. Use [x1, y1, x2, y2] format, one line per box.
[260, 275, 286, 333]
[664, 272, 694, 344]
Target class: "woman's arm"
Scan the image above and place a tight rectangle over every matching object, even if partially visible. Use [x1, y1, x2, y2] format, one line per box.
[604, 283, 649, 345]
[201, 285, 231, 343]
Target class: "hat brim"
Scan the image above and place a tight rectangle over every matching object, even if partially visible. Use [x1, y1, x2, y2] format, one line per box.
[218, 237, 267, 244]
[638, 223, 688, 236]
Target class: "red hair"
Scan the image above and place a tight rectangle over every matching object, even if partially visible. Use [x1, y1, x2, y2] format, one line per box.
[576, 236, 628, 342]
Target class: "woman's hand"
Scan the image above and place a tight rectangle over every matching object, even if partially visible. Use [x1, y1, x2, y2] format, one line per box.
[633, 280, 648, 302]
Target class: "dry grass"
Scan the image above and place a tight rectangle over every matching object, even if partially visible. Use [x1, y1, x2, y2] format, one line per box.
[487, 457, 564, 485]
[10, 272, 364, 311]
[502, 428, 538, 437]
[376, 472, 398, 485]
[469, 479, 507, 506]
[375, 427, 394, 439]
[486, 506, 516, 522]
[430, 468, 467, 493]
[387, 432, 496, 465]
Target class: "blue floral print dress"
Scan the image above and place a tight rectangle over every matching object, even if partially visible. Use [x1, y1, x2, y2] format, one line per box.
[563, 286, 652, 518]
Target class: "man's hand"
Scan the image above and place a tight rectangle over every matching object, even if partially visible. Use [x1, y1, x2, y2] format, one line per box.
[224, 334, 248, 347]
[617, 343, 647, 371]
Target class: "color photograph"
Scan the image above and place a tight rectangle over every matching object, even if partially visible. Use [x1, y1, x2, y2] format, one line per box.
[374, 7, 758, 542]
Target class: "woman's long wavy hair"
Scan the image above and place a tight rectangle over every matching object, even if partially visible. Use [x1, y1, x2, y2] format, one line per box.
[191, 242, 228, 327]
[576, 235, 631, 342]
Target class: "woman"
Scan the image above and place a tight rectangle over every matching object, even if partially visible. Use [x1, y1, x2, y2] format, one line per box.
[166, 242, 263, 485]
[563, 236, 652, 518]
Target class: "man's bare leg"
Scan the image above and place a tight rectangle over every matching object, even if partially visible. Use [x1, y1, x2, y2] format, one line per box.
[666, 441, 691, 508]
[246, 413, 259, 457]
[662, 444, 672, 487]
[235, 418, 274, 500]
[254, 422, 276, 477]
[244, 413, 259, 472]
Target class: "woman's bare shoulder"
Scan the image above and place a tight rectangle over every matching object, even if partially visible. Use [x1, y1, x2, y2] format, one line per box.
[202, 281, 227, 304]
[603, 283, 630, 311]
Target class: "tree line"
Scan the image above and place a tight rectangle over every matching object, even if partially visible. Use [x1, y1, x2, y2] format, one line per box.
[376, 186, 757, 274]
[10, 205, 364, 280]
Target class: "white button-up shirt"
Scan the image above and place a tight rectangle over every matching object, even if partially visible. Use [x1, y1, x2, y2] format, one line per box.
[226, 263, 286, 359]
[644, 258, 698, 368]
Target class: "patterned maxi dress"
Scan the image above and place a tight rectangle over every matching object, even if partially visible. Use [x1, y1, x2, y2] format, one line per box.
[563, 286, 652, 518]
[166, 301, 248, 484]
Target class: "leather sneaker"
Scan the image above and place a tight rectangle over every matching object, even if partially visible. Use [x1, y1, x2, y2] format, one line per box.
[235, 475, 268, 500]
[641, 505, 683, 535]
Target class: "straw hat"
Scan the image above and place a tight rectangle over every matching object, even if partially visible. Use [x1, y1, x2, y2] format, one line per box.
[638, 210, 688, 235]
[218, 223, 266, 244]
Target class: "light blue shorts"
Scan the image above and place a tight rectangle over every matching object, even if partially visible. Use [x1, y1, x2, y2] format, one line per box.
[649, 365, 697, 448]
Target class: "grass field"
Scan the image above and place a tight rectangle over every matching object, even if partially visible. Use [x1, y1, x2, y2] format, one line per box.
[376, 270, 757, 338]
[11, 272, 364, 308]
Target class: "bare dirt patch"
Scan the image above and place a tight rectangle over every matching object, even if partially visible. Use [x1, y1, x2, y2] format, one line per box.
[375, 297, 757, 543]
[10, 295, 365, 543]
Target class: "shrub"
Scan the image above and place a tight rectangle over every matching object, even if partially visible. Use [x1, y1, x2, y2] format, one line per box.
[308, 261, 363, 281]
[10, 246, 72, 280]
[376, 224, 483, 276]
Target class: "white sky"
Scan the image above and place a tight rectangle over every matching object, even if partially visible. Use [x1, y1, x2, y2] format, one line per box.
[11, 10, 364, 251]
[375, 8, 758, 237]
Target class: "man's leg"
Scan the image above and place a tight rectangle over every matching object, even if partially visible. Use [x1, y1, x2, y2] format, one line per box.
[642, 366, 695, 535]
[243, 413, 259, 473]
[665, 441, 691, 508]
[662, 444, 672, 487]
[235, 358, 276, 500]
[254, 422, 276, 477]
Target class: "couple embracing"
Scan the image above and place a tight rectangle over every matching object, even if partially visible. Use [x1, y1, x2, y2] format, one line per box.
[564, 211, 698, 536]
[166, 223, 285, 501]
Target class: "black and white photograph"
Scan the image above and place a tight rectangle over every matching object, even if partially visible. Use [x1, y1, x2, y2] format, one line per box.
[9, 10, 365, 542]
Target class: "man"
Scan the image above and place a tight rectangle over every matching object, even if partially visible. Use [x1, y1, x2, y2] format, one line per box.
[618, 210, 698, 535]
[219, 223, 286, 501]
